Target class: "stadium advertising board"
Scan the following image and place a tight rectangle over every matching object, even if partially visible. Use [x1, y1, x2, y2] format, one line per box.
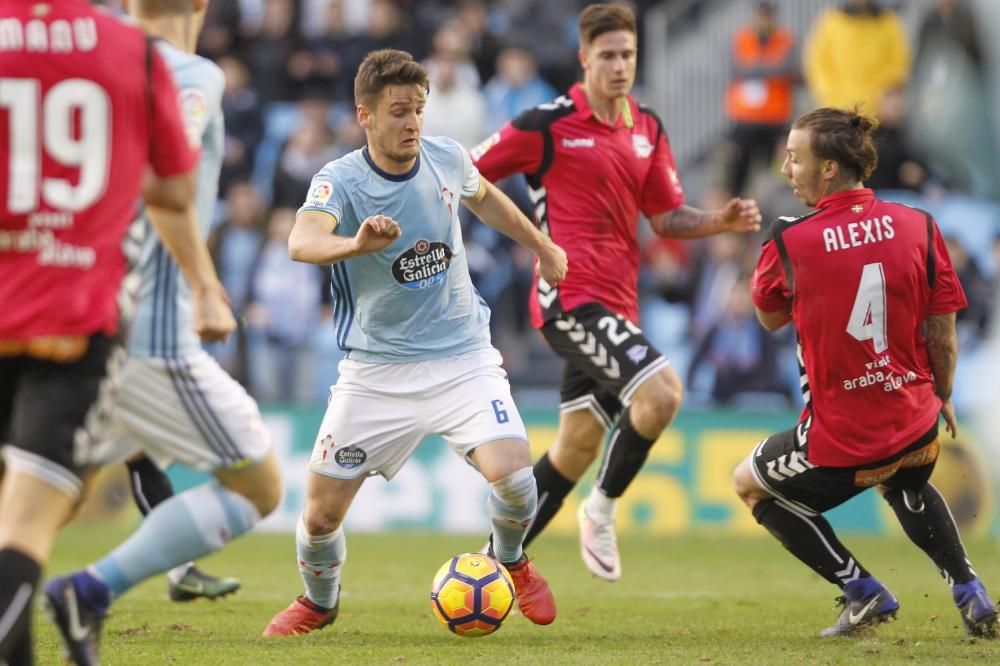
[161, 407, 993, 536]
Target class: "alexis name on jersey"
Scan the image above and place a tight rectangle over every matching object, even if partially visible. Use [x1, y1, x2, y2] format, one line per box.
[823, 215, 895, 253]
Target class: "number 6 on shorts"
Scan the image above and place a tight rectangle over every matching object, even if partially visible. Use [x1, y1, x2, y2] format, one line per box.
[491, 399, 509, 424]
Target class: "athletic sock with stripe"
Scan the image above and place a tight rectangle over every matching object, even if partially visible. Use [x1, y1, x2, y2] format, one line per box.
[0, 548, 40, 664]
[752, 498, 871, 588]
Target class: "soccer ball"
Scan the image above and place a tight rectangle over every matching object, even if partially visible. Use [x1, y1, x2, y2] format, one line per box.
[430, 553, 515, 637]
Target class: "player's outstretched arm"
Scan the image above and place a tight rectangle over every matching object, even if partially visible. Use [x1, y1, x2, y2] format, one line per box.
[649, 198, 762, 239]
[289, 211, 400, 264]
[462, 177, 567, 285]
[926, 312, 959, 437]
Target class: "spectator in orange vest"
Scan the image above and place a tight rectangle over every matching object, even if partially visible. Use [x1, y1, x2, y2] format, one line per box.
[724, 1, 799, 197]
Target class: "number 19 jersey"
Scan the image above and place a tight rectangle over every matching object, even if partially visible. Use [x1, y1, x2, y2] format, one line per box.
[0, 0, 197, 340]
[751, 189, 967, 466]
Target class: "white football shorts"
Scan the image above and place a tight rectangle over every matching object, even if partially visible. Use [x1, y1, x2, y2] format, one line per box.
[87, 350, 271, 472]
[308, 348, 528, 480]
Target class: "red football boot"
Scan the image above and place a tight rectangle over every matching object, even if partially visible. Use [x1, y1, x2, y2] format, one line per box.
[263, 595, 339, 636]
[504, 556, 556, 625]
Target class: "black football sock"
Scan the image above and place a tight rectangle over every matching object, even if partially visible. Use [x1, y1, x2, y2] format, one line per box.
[127, 456, 175, 515]
[6, 626, 32, 666]
[0, 548, 41, 664]
[752, 499, 870, 588]
[521, 453, 575, 548]
[883, 483, 976, 585]
[596, 407, 656, 498]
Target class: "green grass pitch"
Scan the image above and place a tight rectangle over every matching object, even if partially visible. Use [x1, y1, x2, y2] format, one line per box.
[34, 525, 1000, 664]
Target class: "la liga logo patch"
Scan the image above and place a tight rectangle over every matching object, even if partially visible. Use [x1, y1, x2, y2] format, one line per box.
[179, 88, 207, 148]
[306, 181, 333, 206]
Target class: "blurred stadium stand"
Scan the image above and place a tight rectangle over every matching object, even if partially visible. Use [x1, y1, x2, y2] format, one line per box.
[93, 0, 996, 411]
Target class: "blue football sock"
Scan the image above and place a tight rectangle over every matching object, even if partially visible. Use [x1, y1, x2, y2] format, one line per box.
[296, 516, 346, 609]
[90, 484, 260, 598]
[487, 467, 537, 564]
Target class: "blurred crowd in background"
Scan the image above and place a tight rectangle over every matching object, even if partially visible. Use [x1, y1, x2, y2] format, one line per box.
[100, 0, 1000, 410]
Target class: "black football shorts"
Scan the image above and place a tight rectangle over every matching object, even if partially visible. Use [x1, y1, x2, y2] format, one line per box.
[750, 423, 940, 515]
[0, 335, 121, 498]
[541, 303, 668, 429]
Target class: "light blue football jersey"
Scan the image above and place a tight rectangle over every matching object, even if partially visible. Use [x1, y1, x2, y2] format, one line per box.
[129, 41, 225, 358]
[298, 136, 492, 364]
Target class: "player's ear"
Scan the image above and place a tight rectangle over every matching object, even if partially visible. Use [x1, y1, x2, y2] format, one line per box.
[577, 46, 588, 72]
[357, 104, 370, 129]
[822, 158, 839, 183]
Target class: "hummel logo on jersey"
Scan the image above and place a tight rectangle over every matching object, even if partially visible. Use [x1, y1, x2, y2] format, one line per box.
[632, 134, 653, 159]
[626, 344, 648, 364]
[470, 131, 500, 161]
[562, 137, 595, 148]
[667, 167, 681, 189]
[847, 596, 881, 625]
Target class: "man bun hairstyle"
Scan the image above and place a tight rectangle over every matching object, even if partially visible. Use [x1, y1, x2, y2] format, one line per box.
[354, 49, 430, 108]
[793, 106, 879, 182]
[578, 3, 637, 46]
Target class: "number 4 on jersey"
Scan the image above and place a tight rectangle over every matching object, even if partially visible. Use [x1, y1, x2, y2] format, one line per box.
[846, 262, 888, 353]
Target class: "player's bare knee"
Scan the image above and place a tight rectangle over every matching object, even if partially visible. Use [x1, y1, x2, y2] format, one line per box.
[303, 501, 344, 535]
[218, 454, 282, 517]
[247, 478, 282, 517]
[733, 458, 761, 507]
[631, 386, 681, 434]
[630, 370, 683, 434]
[554, 430, 602, 461]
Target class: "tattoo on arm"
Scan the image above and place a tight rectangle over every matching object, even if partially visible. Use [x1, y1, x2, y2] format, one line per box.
[653, 206, 722, 239]
[925, 313, 958, 400]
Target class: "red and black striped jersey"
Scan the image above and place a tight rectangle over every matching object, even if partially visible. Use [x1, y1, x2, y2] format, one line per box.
[752, 189, 967, 466]
[472, 83, 684, 328]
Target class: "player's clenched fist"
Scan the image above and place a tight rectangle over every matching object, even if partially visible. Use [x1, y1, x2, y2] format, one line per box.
[355, 214, 402, 254]
[720, 197, 762, 233]
[193, 283, 237, 342]
[537, 240, 568, 286]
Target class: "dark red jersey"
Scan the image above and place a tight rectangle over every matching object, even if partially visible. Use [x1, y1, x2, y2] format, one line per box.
[472, 83, 684, 328]
[0, 0, 198, 340]
[752, 189, 967, 466]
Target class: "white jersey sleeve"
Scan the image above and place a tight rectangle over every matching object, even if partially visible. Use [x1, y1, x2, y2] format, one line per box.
[457, 142, 482, 199]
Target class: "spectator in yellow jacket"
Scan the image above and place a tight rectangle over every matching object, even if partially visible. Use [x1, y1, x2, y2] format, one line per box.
[804, 0, 910, 113]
